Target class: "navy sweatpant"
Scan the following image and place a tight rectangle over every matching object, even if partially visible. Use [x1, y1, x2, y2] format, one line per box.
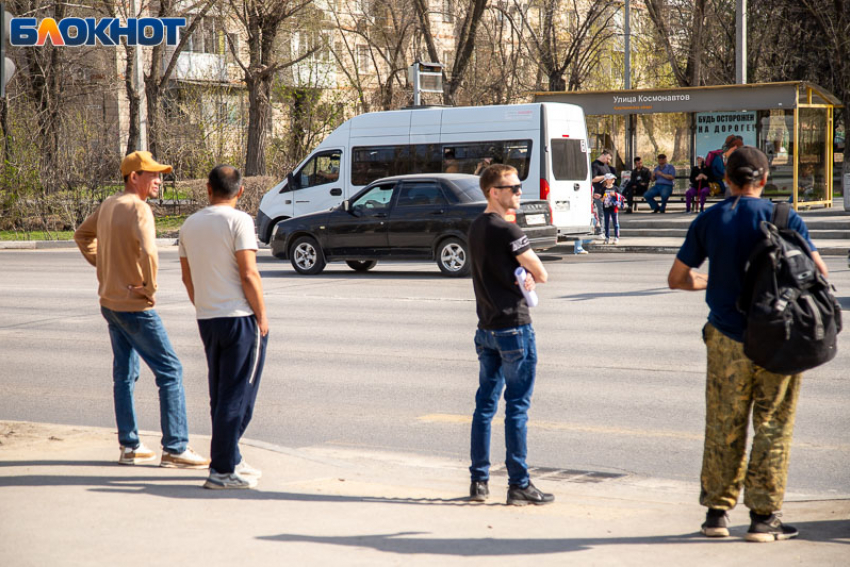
[198, 316, 267, 474]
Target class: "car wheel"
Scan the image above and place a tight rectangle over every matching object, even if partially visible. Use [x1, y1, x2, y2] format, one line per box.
[290, 236, 326, 275]
[436, 237, 470, 277]
[345, 260, 378, 272]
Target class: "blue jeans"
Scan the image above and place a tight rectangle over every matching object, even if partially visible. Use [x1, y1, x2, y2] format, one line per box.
[100, 307, 189, 453]
[470, 324, 537, 487]
[644, 184, 673, 212]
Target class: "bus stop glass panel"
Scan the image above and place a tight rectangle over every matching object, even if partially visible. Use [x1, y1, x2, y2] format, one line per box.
[798, 107, 829, 204]
[759, 109, 794, 199]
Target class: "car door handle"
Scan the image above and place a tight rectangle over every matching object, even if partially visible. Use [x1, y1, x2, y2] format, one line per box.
[296, 200, 310, 203]
[373, 213, 387, 218]
[574, 183, 581, 191]
[330, 188, 342, 196]
[429, 209, 445, 215]
[285, 200, 292, 204]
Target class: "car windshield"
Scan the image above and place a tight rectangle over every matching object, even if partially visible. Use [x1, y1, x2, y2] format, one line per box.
[450, 178, 486, 202]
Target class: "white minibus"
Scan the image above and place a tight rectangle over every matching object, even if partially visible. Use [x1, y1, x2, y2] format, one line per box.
[257, 102, 592, 244]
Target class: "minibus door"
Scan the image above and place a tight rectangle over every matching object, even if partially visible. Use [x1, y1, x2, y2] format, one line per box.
[289, 150, 344, 218]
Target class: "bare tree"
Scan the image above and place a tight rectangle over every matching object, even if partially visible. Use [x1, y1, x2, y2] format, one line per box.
[145, 0, 217, 159]
[227, 0, 316, 176]
[412, 0, 489, 105]
[513, 0, 617, 92]
[327, 0, 419, 112]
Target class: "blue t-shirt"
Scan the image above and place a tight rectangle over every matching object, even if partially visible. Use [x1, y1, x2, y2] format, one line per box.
[653, 164, 676, 187]
[676, 197, 816, 342]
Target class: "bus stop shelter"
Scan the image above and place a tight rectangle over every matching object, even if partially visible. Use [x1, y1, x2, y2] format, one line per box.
[534, 82, 842, 209]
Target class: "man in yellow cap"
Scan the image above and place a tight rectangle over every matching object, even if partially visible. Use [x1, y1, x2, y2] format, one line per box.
[74, 151, 210, 469]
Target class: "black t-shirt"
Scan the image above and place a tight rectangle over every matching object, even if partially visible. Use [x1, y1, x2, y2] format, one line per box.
[468, 213, 532, 330]
[591, 159, 615, 195]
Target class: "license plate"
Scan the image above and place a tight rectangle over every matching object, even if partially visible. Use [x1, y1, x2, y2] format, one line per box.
[525, 214, 546, 226]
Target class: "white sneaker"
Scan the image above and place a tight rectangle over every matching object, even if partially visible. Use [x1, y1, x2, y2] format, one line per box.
[160, 447, 211, 469]
[235, 459, 262, 479]
[118, 443, 157, 465]
[203, 470, 258, 490]
[575, 249, 589, 255]
[613, 238, 619, 244]
[604, 238, 609, 245]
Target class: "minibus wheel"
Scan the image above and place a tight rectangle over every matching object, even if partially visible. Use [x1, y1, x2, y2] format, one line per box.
[437, 237, 470, 277]
[290, 236, 326, 275]
[345, 260, 378, 272]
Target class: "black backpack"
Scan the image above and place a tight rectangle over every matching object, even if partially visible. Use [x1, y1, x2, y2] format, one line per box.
[737, 203, 842, 374]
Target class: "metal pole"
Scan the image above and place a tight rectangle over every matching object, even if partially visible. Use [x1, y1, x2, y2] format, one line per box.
[131, 0, 147, 150]
[624, 0, 630, 90]
[413, 64, 420, 106]
[1, 5, 5, 99]
[736, 0, 747, 84]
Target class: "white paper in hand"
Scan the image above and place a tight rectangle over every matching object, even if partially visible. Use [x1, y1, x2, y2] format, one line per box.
[514, 267, 539, 308]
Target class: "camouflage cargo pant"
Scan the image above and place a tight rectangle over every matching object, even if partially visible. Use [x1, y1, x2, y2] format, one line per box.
[699, 323, 801, 514]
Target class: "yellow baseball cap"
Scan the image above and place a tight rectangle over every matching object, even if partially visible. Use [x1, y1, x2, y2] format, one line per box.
[120, 151, 173, 177]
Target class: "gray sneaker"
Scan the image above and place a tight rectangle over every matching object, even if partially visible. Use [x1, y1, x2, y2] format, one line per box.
[701, 508, 730, 537]
[745, 512, 798, 542]
[203, 470, 258, 490]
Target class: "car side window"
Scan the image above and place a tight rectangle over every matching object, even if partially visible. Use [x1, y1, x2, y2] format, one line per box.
[351, 184, 395, 213]
[292, 151, 342, 191]
[397, 182, 447, 207]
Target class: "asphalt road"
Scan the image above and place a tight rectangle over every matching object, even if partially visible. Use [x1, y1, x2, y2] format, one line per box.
[1, 249, 848, 499]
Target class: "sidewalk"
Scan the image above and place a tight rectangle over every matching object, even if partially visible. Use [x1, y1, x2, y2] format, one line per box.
[1, 421, 847, 566]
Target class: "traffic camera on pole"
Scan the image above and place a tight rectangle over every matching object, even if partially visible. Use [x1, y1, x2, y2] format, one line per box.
[408, 61, 444, 106]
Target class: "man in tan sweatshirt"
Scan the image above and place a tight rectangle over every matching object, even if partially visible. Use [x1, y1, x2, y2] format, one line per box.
[75, 151, 209, 469]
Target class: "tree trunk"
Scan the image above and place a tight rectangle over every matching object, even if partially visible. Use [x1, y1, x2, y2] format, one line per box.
[686, 0, 706, 85]
[548, 71, 566, 92]
[245, 74, 271, 176]
[124, 45, 140, 156]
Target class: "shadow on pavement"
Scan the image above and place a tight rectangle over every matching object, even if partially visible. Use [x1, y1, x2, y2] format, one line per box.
[257, 520, 850, 556]
[1, 470, 501, 507]
[558, 287, 673, 301]
[256, 530, 711, 556]
[837, 297, 850, 311]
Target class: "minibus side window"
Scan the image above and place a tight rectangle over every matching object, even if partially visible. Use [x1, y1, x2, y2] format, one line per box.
[289, 150, 341, 191]
[442, 140, 531, 180]
[352, 146, 410, 186]
[411, 144, 442, 174]
[551, 139, 588, 180]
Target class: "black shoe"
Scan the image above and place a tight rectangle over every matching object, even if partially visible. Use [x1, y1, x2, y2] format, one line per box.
[506, 481, 554, 506]
[652, 209, 660, 214]
[745, 512, 799, 542]
[701, 508, 730, 538]
[469, 480, 489, 502]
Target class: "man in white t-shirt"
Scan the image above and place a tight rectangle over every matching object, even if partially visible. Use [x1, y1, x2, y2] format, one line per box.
[179, 165, 269, 490]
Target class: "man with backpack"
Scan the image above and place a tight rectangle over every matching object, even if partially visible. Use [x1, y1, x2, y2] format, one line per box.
[667, 147, 829, 543]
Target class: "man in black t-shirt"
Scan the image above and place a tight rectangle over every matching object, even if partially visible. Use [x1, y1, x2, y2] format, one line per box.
[591, 150, 615, 233]
[466, 164, 553, 506]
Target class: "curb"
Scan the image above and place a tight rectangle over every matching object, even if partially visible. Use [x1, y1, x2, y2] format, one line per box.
[0, 238, 179, 250]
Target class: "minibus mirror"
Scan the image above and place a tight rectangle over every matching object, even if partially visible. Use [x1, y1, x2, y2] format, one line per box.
[287, 172, 295, 188]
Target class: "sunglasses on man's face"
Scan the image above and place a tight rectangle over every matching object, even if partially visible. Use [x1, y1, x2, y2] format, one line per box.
[493, 184, 522, 194]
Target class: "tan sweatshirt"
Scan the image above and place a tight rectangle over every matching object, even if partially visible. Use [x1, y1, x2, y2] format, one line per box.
[74, 193, 158, 312]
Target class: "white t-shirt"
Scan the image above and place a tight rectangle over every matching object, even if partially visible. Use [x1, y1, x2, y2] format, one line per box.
[178, 206, 258, 320]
